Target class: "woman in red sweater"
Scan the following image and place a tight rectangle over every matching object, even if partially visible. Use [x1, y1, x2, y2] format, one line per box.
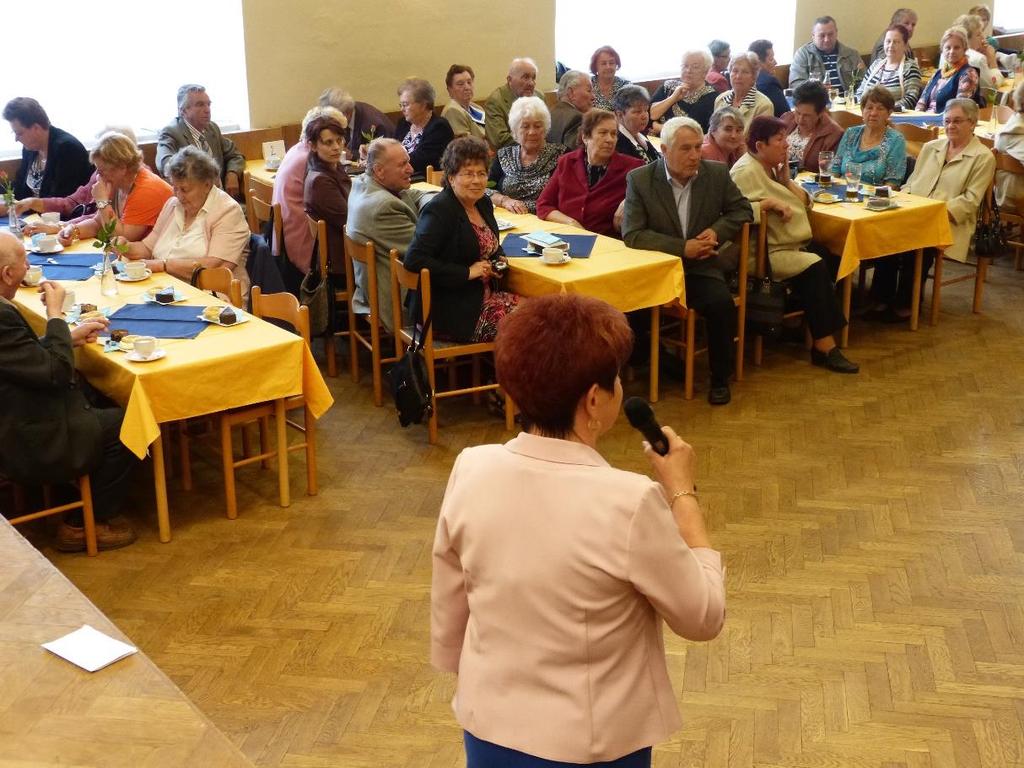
[536, 109, 642, 237]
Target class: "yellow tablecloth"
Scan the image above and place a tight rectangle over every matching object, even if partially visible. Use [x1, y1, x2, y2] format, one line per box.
[14, 258, 332, 459]
[411, 183, 685, 310]
[245, 158, 278, 189]
[805, 187, 954, 279]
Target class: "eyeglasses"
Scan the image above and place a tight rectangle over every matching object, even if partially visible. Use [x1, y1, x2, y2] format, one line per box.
[398, 102, 412, 109]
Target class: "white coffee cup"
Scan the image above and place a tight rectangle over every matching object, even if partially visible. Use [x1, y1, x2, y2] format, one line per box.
[40, 212, 60, 225]
[133, 336, 157, 358]
[37, 234, 59, 252]
[541, 246, 566, 264]
[62, 289, 76, 313]
[124, 260, 148, 279]
[24, 265, 43, 285]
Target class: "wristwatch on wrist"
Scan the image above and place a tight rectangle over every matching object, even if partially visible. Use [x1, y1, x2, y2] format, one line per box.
[96, 199, 111, 210]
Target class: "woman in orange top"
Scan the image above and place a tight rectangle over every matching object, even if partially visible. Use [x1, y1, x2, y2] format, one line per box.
[57, 131, 172, 245]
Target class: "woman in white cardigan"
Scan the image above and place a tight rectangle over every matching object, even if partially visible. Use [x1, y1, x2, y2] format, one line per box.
[869, 98, 995, 321]
[994, 81, 1024, 209]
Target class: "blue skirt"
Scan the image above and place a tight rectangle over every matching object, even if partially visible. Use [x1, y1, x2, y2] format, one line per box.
[464, 731, 652, 767]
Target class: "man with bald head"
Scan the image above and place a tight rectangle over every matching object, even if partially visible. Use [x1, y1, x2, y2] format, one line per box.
[485, 57, 539, 149]
[0, 232, 137, 551]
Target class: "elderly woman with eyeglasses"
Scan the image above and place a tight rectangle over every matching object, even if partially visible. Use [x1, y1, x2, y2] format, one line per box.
[650, 50, 720, 134]
[713, 53, 773, 128]
[395, 77, 455, 180]
[867, 98, 995, 322]
[780, 80, 843, 174]
[404, 137, 519, 343]
[488, 96, 566, 215]
[916, 27, 980, 113]
[613, 86, 659, 164]
[701, 107, 746, 168]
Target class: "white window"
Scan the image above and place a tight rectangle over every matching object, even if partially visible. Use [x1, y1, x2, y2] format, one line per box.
[556, 1, 798, 81]
[995, 6, 1024, 33]
[0, 0, 249, 158]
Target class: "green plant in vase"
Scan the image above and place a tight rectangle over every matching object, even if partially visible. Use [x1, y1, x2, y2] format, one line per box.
[93, 217, 129, 296]
[1, 171, 17, 232]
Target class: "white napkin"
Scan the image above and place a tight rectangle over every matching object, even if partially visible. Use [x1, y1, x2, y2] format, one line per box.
[41, 624, 138, 672]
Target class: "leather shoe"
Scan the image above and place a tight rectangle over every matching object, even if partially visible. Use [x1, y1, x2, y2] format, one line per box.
[811, 347, 859, 374]
[56, 517, 137, 552]
[707, 382, 731, 405]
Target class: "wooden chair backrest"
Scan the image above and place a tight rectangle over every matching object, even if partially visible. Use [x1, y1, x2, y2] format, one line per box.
[895, 123, 939, 158]
[250, 286, 310, 345]
[390, 253, 432, 346]
[994, 147, 1024, 175]
[754, 209, 769, 279]
[830, 110, 861, 131]
[307, 215, 329, 275]
[196, 266, 243, 308]
[342, 227, 395, 323]
[995, 105, 1014, 124]
[425, 165, 444, 186]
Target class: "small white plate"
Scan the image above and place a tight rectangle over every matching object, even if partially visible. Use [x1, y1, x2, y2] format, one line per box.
[496, 219, 516, 231]
[125, 349, 166, 363]
[197, 310, 251, 326]
[143, 288, 187, 304]
[540, 255, 572, 266]
[115, 269, 152, 282]
[31, 243, 64, 254]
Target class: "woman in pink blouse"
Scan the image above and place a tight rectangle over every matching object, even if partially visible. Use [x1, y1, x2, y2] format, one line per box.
[431, 293, 726, 767]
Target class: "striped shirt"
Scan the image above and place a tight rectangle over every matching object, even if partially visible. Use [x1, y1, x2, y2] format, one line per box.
[183, 120, 212, 154]
[820, 51, 844, 94]
[856, 57, 923, 110]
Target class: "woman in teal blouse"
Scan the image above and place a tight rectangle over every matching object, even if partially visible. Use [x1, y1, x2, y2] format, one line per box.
[831, 86, 907, 187]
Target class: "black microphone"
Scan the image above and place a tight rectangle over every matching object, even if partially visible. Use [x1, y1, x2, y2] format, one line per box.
[623, 397, 669, 456]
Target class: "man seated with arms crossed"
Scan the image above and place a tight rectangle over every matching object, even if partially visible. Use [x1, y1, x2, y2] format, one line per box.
[156, 84, 246, 199]
[347, 138, 430, 331]
[0, 232, 137, 551]
[485, 58, 539, 149]
[622, 116, 753, 406]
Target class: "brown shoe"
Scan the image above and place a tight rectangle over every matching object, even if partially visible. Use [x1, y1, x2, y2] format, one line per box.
[56, 518, 138, 552]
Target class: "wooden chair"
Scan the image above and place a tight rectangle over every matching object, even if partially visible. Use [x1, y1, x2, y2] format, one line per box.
[8, 476, 97, 556]
[217, 287, 318, 519]
[659, 223, 749, 399]
[195, 266, 243, 308]
[751, 210, 811, 366]
[307, 215, 355, 377]
[243, 170, 275, 235]
[248, 185, 282, 250]
[895, 123, 939, 159]
[425, 165, 444, 186]
[389, 253, 513, 444]
[830, 109, 862, 130]
[992, 149, 1024, 269]
[343, 228, 400, 406]
[928, 170, 997, 320]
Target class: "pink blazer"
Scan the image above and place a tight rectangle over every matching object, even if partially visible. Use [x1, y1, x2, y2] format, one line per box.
[431, 433, 726, 763]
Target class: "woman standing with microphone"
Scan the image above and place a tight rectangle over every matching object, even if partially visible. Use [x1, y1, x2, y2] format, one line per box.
[430, 293, 726, 767]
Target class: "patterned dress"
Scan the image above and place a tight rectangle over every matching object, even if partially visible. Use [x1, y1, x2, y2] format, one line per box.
[591, 75, 630, 111]
[470, 222, 519, 342]
[489, 143, 566, 213]
[830, 126, 907, 187]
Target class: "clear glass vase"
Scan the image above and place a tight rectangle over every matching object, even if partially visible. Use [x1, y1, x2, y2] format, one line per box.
[6, 197, 18, 234]
[100, 249, 118, 297]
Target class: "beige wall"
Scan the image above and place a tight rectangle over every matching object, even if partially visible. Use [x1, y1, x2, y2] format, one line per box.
[242, 0, 555, 128]
[791, 1, 1003, 59]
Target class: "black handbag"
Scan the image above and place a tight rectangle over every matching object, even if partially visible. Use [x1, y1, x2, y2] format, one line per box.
[300, 247, 330, 336]
[386, 284, 434, 427]
[974, 217, 997, 257]
[745, 261, 788, 338]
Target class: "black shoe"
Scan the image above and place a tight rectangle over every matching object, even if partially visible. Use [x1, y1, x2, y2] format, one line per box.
[708, 382, 731, 405]
[881, 307, 912, 324]
[811, 347, 859, 373]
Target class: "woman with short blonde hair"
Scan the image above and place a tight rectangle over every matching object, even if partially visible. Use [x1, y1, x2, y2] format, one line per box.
[713, 53, 773, 127]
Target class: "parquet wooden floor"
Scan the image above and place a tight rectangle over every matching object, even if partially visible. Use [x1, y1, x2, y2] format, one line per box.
[13, 262, 1024, 767]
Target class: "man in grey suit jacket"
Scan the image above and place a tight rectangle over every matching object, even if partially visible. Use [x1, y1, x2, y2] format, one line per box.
[156, 84, 247, 198]
[623, 116, 752, 405]
[547, 70, 594, 149]
[347, 139, 430, 331]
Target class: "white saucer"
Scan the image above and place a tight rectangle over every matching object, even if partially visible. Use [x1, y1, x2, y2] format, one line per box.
[540, 255, 572, 266]
[197, 310, 250, 326]
[32, 243, 64, 254]
[496, 219, 516, 231]
[115, 269, 152, 282]
[143, 288, 187, 304]
[125, 349, 166, 362]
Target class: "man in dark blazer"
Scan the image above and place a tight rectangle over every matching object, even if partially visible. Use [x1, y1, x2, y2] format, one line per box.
[156, 84, 247, 198]
[622, 116, 753, 405]
[2, 97, 92, 207]
[0, 232, 136, 551]
[547, 70, 594, 149]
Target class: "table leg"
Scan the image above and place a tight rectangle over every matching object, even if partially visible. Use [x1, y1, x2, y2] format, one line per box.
[840, 276, 852, 348]
[649, 306, 660, 403]
[275, 398, 290, 508]
[151, 434, 171, 543]
[910, 248, 923, 332]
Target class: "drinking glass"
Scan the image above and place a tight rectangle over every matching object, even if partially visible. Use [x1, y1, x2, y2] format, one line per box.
[817, 152, 834, 186]
[844, 163, 862, 201]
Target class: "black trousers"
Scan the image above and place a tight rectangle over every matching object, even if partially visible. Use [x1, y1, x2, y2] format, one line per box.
[787, 259, 847, 340]
[63, 403, 137, 526]
[685, 274, 735, 384]
[870, 248, 937, 310]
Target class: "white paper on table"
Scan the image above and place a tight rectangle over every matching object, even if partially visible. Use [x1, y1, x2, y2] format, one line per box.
[41, 624, 138, 672]
[261, 140, 286, 163]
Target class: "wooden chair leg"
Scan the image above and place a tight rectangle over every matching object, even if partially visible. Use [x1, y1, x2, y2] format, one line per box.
[178, 424, 192, 492]
[325, 335, 337, 377]
[973, 257, 989, 313]
[220, 420, 238, 519]
[930, 253, 943, 326]
[79, 475, 97, 557]
[471, 356, 482, 405]
[303, 407, 318, 496]
[371, 334, 384, 408]
[426, 352, 439, 445]
[684, 309, 696, 401]
[259, 417, 271, 470]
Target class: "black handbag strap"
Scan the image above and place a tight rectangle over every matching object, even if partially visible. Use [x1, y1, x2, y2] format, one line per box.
[410, 274, 433, 352]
